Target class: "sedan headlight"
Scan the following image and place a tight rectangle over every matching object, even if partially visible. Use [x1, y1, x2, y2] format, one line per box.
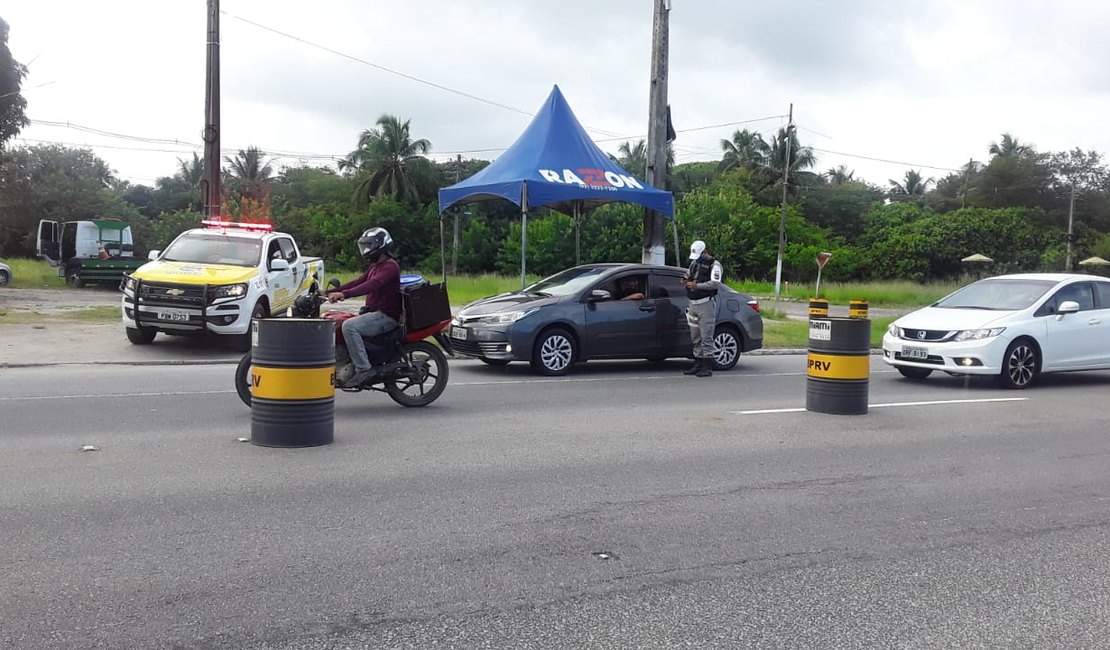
[952, 327, 1005, 342]
[209, 283, 248, 300]
[480, 308, 539, 324]
[887, 322, 900, 336]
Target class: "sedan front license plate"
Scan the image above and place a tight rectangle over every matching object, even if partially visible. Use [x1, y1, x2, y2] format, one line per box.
[450, 326, 468, 340]
[901, 345, 928, 360]
[157, 308, 190, 322]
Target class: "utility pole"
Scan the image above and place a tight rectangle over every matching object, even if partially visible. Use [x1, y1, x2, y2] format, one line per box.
[201, 0, 222, 221]
[773, 104, 794, 302]
[641, 0, 670, 265]
[961, 157, 973, 209]
[1065, 185, 1076, 271]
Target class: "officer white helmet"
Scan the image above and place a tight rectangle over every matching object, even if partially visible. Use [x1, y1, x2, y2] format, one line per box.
[689, 240, 706, 260]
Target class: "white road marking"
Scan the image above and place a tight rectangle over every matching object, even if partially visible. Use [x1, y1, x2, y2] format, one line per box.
[0, 390, 235, 401]
[734, 397, 1030, 415]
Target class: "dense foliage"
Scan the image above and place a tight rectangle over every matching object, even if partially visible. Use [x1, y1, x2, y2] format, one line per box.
[2, 113, 1108, 283]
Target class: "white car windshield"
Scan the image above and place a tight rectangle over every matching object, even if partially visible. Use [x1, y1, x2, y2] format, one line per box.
[523, 267, 614, 297]
[933, 278, 1055, 310]
[161, 234, 262, 267]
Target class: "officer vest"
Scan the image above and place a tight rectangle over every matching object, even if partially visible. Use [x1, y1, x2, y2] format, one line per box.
[686, 256, 719, 301]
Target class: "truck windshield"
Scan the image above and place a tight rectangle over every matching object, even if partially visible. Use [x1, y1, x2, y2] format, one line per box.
[161, 234, 262, 267]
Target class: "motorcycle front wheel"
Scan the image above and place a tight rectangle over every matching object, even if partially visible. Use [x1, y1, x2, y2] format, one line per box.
[387, 340, 449, 407]
[235, 352, 253, 407]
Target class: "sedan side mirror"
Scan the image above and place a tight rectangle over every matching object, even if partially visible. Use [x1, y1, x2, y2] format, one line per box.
[588, 289, 611, 302]
[1057, 300, 1080, 315]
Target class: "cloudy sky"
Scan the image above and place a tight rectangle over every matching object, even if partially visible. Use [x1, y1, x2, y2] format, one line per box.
[7, 1, 1110, 189]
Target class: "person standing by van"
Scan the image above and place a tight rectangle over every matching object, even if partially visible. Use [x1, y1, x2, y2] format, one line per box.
[683, 240, 724, 377]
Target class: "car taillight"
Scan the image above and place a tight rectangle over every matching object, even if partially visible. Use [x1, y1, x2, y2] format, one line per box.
[747, 299, 760, 313]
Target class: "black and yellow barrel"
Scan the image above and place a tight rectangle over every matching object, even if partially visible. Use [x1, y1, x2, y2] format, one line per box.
[805, 317, 870, 415]
[250, 319, 336, 447]
[808, 298, 829, 318]
[848, 299, 869, 319]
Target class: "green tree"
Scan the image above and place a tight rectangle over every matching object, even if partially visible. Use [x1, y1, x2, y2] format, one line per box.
[989, 132, 1033, 159]
[0, 18, 29, 147]
[888, 169, 934, 200]
[718, 129, 769, 173]
[763, 126, 816, 189]
[615, 139, 647, 179]
[341, 114, 435, 206]
[224, 146, 274, 200]
[824, 165, 856, 185]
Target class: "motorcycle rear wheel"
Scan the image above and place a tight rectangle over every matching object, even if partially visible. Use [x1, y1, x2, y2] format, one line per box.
[235, 352, 253, 407]
[387, 340, 449, 407]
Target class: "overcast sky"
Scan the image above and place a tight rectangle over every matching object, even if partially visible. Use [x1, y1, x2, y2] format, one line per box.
[7, 1, 1110, 190]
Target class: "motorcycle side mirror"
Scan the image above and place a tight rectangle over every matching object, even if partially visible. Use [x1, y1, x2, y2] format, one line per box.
[328, 278, 341, 289]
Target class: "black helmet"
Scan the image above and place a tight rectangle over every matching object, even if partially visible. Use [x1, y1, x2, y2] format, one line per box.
[357, 227, 393, 263]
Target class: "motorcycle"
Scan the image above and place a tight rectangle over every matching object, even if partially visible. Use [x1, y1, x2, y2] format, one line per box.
[235, 280, 453, 408]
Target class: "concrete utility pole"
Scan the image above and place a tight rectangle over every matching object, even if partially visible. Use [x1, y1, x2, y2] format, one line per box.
[641, 0, 670, 265]
[201, 0, 222, 221]
[453, 154, 461, 274]
[1065, 185, 1076, 272]
[773, 104, 794, 302]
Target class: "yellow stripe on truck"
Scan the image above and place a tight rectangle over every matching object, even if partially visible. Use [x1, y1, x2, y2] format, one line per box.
[806, 353, 870, 380]
[250, 365, 335, 400]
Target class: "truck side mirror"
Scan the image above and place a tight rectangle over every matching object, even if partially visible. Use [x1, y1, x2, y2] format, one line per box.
[148, 250, 160, 261]
[269, 258, 290, 272]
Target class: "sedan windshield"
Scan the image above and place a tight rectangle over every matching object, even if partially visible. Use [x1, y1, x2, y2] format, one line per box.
[523, 267, 614, 297]
[161, 234, 262, 267]
[933, 278, 1055, 311]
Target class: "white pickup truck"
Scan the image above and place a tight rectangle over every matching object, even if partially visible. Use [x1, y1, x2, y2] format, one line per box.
[120, 221, 324, 350]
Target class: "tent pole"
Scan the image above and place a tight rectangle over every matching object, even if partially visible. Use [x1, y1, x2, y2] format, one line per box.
[672, 218, 680, 267]
[439, 212, 446, 283]
[521, 182, 529, 289]
[574, 202, 581, 266]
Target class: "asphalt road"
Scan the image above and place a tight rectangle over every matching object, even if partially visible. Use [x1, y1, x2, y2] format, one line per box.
[2, 355, 1110, 649]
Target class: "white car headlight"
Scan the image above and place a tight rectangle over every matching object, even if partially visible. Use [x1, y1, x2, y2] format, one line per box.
[481, 308, 539, 324]
[210, 283, 248, 300]
[887, 322, 899, 336]
[952, 327, 1005, 342]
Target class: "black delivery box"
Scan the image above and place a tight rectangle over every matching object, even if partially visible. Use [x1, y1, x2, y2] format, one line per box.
[403, 282, 452, 331]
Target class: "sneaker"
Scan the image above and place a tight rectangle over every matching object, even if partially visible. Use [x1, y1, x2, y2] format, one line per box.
[695, 366, 713, 377]
[347, 368, 377, 387]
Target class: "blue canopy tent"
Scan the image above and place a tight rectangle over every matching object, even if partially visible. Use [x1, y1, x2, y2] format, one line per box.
[438, 85, 674, 286]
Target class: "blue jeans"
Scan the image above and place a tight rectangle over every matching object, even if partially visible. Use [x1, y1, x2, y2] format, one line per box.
[341, 311, 399, 371]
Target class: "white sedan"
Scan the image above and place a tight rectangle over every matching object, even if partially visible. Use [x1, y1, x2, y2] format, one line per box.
[882, 273, 1110, 388]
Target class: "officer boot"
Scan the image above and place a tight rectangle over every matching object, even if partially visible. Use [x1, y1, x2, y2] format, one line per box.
[695, 358, 713, 377]
[683, 358, 702, 375]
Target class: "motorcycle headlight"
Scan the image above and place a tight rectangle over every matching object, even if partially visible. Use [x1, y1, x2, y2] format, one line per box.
[210, 283, 248, 300]
[481, 308, 539, 324]
[952, 327, 1005, 342]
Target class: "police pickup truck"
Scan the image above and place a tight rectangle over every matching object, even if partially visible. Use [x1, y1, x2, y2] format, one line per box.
[120, 220, 324, 350]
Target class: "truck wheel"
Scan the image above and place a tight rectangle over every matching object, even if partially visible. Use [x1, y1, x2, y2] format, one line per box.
[126, 326, 156, 345]
[232, 302, 267, 352]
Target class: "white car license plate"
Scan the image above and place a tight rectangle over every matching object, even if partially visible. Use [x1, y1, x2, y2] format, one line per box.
[901, 345, 928, 360]
[157, 308, 190, 322]
[450, 326, 468, 340]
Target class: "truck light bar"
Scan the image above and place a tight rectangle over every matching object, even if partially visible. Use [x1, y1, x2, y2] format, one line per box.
[201, 219, 273, 231]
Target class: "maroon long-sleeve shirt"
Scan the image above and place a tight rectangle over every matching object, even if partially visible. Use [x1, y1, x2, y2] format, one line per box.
[336, 258, 401, 321]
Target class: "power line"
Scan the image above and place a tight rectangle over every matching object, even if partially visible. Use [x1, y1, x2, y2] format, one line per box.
[810, 146, 961, 173]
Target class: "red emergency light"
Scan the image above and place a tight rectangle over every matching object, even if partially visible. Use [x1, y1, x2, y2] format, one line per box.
[201, 219, 273, 231]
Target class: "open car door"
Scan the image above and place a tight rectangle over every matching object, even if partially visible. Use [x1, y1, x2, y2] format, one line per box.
[36, 220, 60, 266]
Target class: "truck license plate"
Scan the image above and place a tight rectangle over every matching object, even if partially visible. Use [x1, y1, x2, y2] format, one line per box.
[450, 326, 468, 340]
[157, 308, 190, 322]
[901, 345, 928, 360]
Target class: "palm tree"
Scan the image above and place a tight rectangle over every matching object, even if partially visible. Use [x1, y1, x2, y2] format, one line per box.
[616, 140, 647, 179]
[763, 126, 816, 186]
[888, 169, 934, 198]
[341, 114, 433, 205]
[176, 152, 204, 189]
[224, 146, 274, 200]
[988, 133, 1033, 159]
[719, 128, 769, 172]
[824, 165, 855, 185]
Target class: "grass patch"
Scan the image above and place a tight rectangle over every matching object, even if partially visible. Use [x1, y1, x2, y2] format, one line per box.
[324, 270, 542, 307]
[760, 315, 897, 349]
[2, 258, 65, 288]
[736, 279, 958, 308]
[0, 306, 119, 325]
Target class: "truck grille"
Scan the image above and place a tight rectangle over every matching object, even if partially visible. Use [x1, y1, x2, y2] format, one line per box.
[139, 282, 207, 308]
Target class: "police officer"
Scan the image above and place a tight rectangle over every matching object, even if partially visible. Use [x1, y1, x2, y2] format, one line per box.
[683, 240, 724, 377]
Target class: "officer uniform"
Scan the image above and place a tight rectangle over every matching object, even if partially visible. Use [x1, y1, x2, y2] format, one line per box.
[684, 240, 724, 377]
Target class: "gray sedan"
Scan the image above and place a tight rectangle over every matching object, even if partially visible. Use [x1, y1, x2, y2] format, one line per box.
[449, 263, 764, 375]
[0, 259, 10, 287]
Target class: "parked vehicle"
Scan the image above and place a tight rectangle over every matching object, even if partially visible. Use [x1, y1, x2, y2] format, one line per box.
[36, 218, 145, 287]
[0, 259, 11, 287]
[235, 278, 454, 408]
[449, 263, 763, 375]
[882, 273, 1110, 388]
[120, 220, 323, 351]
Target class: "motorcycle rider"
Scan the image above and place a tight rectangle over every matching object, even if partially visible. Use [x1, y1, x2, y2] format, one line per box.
[327, 227, 401, 386]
